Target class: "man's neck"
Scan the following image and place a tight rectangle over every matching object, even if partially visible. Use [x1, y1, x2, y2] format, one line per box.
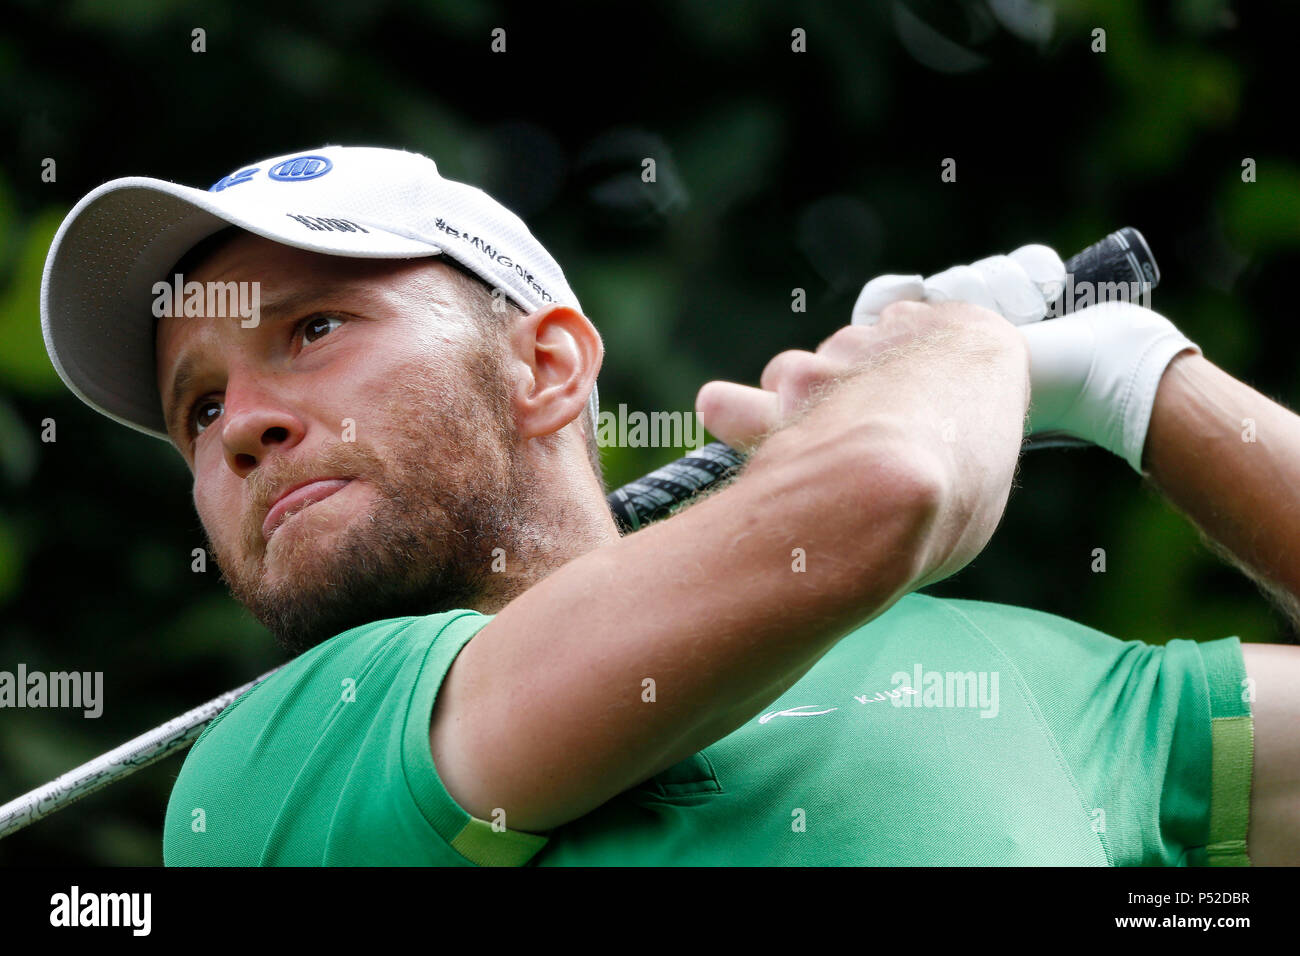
[472, 478, 620, 615]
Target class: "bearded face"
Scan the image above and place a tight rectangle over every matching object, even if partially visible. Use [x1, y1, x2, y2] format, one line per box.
[156, 234, 549, 655]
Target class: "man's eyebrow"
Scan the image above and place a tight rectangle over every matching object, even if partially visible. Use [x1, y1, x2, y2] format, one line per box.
[257, 283, 379, 322]
[162, 282, 381, 436]
[164, 353, 199, 438]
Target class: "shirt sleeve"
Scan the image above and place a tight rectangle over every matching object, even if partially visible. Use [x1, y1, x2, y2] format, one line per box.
[1184, 636, 1255, 866]
[164, 610, 549, 866]
[926, 598, 1255, 867]
[398, 612, 551, 866]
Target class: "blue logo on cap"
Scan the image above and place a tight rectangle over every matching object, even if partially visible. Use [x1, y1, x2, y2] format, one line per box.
[209, 167, 259, 192]
[268, 155, 333, 182]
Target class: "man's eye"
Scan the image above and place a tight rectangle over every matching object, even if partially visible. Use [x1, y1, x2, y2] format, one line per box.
[300, 314, 344, 344]
[191, 398, 223, 436]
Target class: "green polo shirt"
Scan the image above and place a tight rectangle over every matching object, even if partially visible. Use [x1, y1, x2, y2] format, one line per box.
[162, 593, 1253, 866]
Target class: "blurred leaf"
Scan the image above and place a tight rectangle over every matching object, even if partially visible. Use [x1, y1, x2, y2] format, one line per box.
[1223, 160, 1300, 254]
[88, 818, 161, 867]
[0, 710, 99, 786]
[1107, 50, 1240, 174]
[0, 171, 17, 278]
[0, 210, 65, 394]
[0, 512, 21, 606]
[254, 28, 337, 95]
[582, 254, 678, 366]
[65, 0, 187, 35]
[0, 396, 38, 486]
[677, 103, 782, 223]
[154, 594, 274, 670]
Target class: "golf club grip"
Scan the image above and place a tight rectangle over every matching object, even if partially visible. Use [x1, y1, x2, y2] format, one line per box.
[607, 228, 1160, 532]
[1054, 227, 1160, 314]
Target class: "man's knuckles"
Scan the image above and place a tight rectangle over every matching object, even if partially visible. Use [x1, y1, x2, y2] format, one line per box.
[760, 350, 842, 405]
[814, 324, 878, 363]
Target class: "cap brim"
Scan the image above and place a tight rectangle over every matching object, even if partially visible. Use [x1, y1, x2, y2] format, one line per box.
[41, 177, 444, 441]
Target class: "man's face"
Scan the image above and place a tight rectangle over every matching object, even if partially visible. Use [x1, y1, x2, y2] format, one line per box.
[156, 233, 540, 654]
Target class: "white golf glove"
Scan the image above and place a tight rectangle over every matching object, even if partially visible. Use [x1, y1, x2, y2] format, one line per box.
[1019, 301, 1200, 473]
[850, 246, 1200, 474]
[851, 244, 1067, 327]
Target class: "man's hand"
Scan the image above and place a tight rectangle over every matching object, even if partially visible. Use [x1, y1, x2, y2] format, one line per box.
[697, 298, 1012, 452]
[850, 245, 1198, 473]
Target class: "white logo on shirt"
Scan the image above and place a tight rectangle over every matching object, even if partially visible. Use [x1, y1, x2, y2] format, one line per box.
[758, 704, 839, 723]
[760, 667, 1001, 724]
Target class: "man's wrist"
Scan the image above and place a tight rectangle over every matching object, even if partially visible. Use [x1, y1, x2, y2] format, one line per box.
[1141, 349, 1213, 475]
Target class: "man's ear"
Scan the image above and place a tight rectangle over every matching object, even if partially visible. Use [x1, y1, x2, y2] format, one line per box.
[508, 304, 603, 439]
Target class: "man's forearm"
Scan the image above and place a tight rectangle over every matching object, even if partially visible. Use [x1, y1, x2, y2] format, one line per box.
[1144, 352, 1300, 628]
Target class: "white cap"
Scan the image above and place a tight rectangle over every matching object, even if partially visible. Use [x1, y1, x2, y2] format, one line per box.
[41, 145, 597, 441]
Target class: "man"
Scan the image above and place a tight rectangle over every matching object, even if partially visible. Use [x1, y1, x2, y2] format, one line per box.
[41, 146, 1299, 866]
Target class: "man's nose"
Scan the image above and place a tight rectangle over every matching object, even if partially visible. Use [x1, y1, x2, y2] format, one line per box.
[220, 379, 307, 476]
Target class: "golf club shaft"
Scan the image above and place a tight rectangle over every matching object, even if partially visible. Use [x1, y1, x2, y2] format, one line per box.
[0, 670, 280, 839]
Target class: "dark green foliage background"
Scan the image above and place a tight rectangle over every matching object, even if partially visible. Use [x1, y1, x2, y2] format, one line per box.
[1, 0, 1297, 864]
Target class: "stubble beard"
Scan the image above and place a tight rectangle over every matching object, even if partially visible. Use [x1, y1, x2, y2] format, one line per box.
[210, 345, 547, 656]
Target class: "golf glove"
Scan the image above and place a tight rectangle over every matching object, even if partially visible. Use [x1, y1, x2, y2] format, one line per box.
[851, 246, 1199, 473]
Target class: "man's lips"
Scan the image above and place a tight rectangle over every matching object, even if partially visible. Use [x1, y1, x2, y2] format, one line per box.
[262, 479, 353, 541]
